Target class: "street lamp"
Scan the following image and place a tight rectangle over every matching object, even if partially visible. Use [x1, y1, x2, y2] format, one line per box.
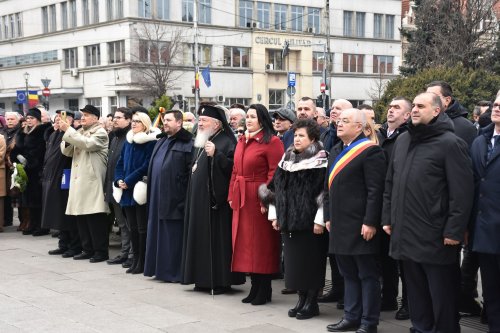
[23, 72, 29, 114]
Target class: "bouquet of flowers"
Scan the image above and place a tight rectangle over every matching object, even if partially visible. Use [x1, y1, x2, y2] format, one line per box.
[11, 162, 28, 193]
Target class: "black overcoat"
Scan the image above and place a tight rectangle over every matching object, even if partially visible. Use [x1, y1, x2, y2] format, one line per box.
[40, 127, 72, 230]
[382, 113, 474, 265]
[324, 133, 386, 255]
[104, 126, 129, 203]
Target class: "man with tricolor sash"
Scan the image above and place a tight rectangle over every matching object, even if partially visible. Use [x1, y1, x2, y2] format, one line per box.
[324, 108, 386, 333]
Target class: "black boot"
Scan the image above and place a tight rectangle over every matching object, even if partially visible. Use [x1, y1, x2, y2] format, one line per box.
[251, 274, 272, 305]
[242, 274, 260, 303]
[296, 289, 320, 320]
[126, 230, 139, 274]
[132, 232, 146, 274]
[288, 290, 307, 317]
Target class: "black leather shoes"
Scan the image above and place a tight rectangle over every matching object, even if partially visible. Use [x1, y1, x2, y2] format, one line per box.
[318, 290, 342, 303]
[356, 324, 377, 333]
[73, 252, 92, 260]
[62, 251, 78, 258]
[107, 255, 127, 265]
[48, 248, 67, 255]
[32, 229, 50, 237]
[89, 256, 109, 263]
[327, 318, 360, 332]
[395, 305, 410, 320]
[122, 258, 133, 268]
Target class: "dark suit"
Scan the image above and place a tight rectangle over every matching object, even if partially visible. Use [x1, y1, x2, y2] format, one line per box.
[324, 133, 386, 326]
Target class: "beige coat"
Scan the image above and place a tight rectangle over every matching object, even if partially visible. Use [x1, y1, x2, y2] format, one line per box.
[61, 123, 110, 215]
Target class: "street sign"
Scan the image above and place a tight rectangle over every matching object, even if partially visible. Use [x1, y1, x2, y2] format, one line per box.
[41, 79, 51, 88]
[42, 88, 51, 97]
[288, 72, 296, 87]
[320, 83, 326, 93]
[286, 86, 296, 97]
[286, 101, 295, 110]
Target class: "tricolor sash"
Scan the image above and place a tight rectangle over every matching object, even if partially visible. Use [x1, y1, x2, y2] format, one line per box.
[328, 138, 376, 188]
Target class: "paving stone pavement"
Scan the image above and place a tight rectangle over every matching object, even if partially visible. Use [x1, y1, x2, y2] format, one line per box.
[0, 224, 485, 333]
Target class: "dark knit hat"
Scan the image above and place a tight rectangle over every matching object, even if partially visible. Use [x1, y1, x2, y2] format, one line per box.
[26, 108, 42, 121]
[130, 106, 149, 114]
[80, 105, 100, 117]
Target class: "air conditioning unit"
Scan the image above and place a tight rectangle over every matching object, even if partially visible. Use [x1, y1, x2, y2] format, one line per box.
[307, 27, 314, 33]
[216, 95, 225, 103]
[246, 22, 252, 28]
[70, 68, 79, 77]
[266, 63, 274, 70]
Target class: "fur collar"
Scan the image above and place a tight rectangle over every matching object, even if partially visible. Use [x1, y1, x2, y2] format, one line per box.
[126, 127, 161, 144]
[279, 141, 328, 172]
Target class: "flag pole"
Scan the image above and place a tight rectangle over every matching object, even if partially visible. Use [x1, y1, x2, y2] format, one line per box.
[194, 0, 200, 114]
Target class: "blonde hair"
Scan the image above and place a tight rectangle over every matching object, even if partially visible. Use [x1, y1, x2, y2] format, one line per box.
[133, 112, 152, 133]
[363, 121, 379, 145]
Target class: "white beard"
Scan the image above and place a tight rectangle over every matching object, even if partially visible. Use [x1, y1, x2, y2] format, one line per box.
[194, 128, 215, 148]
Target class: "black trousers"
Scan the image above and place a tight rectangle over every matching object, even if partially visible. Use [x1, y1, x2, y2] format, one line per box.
[58, 215, 81, 253]
[478, 253, 500, 333]
[4, 195, 12, 224]
[403, 260, 460, 333]
[76, 213, 109, 258]
[337, 254, 381, 326]
[380, 232, 399, 304]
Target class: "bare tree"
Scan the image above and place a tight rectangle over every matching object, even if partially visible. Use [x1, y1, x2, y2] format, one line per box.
[401, 0, 500, 76]
[131, 22, 185, 99]
[367, 72, 390, 103]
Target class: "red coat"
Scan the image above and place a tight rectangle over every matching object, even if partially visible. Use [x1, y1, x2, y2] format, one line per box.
[229, 132, 284, 274]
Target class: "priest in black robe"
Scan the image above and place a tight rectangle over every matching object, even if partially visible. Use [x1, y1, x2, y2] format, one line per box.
[182, 104, 245, 294]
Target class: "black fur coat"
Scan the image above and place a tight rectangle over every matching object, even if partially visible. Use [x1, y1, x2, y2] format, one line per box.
[259, 142, 327, 232]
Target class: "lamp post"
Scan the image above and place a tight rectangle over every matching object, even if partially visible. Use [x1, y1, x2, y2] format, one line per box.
[23, 72, 29, 114]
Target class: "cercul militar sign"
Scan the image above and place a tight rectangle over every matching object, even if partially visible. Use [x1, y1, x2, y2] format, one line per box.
[254, 37, 312, 47]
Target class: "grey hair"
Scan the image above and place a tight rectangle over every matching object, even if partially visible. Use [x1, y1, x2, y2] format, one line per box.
[5, 111, 20, 119]
[230, 108, 246, 119]
[349, 108, 367, 128]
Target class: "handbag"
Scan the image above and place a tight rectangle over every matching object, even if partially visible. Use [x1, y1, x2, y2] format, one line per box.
[112, 184, 123, 203]
[133, 176, 147, 205]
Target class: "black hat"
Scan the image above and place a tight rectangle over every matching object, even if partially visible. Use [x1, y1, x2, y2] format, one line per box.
[26, 108, 42, 121]
[273, 107, 296, 123]
[56, 109, 75, 117]
[199, 105, 236, 144]
[130, 106, 149, 114]
[80, 105, 100, 117]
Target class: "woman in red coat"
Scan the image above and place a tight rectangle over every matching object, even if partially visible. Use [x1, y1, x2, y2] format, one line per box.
[229, 103, 284, 305]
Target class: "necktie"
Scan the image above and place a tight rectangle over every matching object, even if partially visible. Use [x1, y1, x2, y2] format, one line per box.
[487, 135, 499, 161]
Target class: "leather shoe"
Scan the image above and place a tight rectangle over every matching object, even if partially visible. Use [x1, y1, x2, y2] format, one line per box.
[32, 229, 50, 236]
[122, 258, 133, 268]
[395, 305, 410, 320]
[89, 256, 109, 263]
[48, 248, 67, 255]
[327, 318, 360, 332]
[73, 252, 92, 260]
[62, 251, 78, 258]
[107, 255, 127, 265]
[318, 290, 342, 303]
[356, 324, 377, 333]
[281, 288, 297, 295]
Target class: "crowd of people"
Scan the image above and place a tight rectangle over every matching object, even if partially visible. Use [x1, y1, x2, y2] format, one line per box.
[0, 80, 499, 333]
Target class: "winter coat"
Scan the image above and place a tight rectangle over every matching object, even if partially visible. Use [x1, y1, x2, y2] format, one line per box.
[382, 113, 474, 265]
[11, 123, 51, 207]
[259, 141, 327, 232]
[470, 123, 500, 254]
[320, 123, 341, 153]
[324, 133, 386, 255]
[104, 126, 129, 203]
[229, 132, 284, 274]
[378, 122, 408, 160]
[114, 128, 158, 207]
[147, 128, 193, 221]
[445, 100, 477, 147]
[61, 123, 110, 215]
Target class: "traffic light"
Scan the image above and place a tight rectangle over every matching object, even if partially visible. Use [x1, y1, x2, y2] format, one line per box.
[316, 94, 330, 109]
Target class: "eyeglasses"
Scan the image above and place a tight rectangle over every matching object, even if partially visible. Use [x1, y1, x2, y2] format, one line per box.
[237, 129, 245, 134]
[336, 118, 360, 125]
[131, 120, 142, 124]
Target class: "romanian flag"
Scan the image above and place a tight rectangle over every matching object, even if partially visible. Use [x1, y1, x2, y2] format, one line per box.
[28, 91, 39, 107]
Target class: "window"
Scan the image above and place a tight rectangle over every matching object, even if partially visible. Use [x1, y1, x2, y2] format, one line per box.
[184, 44, 211, 66]
[9, 14, 15, 38]
[69, 0, 77, 27]
[374, 14, 395, 39]
[312, 52, 334, 72]
[61, 2, 68, 29]
[274, 4, 287, 31]
[256, 2, 270, 29]
[139, 0, 152, 18]
[223, 46, 249, 68]
[343, 11, 365, 37]
[267, 49, 283, 70]
[224, 98, 250, 108]
[64, 48, 78, 69]
[291, 6, 303, 32]
[373, 55, 394, 74]
[49, 5, 56, 31]
[0, 50, 57, 68]
[239, 0, 253, 28]
[374, 14, 383, 38]
[87, 98, 102, 115]
[85, 44, 101, 66]
[83, 0, 89, 24]
[157, 0, 169, 20]
[92, 0, 99, 23]
[307, 7, 320, 33]
[385, 15, 394, 39]
[117, 0, 124, 18]
[269, 90, 285, 110]
[182, 0, 193, 22]
[139, 40, 170, 63]
[67, 99, 79, 111]
[109, 96, 118, 113]
[107, 0, 114, 20]
[42, 7, 48, 33]
[109, 40, 125, 64]
[343, 53, 364, 73]
[199, 0, 211, 24]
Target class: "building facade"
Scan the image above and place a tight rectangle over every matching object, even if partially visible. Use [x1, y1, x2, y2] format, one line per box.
[0, 0, 402, 114]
